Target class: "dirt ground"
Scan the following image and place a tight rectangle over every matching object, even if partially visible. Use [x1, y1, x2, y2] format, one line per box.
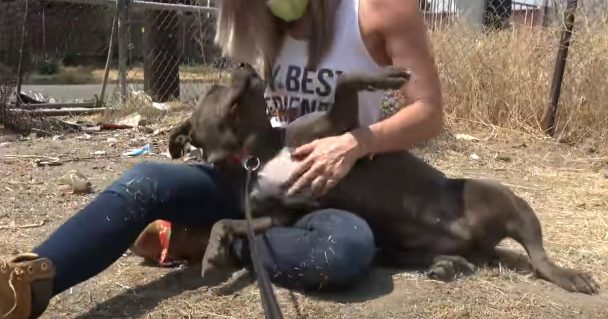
[1, 115, 607, 319]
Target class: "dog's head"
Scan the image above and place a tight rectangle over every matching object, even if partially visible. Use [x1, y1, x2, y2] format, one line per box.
[190, 62, 270, 165]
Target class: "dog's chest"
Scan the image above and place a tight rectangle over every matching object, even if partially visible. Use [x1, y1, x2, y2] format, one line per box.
[251, 148, 314, 203]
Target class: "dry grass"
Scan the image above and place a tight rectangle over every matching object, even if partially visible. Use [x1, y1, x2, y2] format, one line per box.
[431, 18, 608, 150]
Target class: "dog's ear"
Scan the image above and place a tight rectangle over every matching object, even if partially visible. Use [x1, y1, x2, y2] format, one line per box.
[222, 72, 250, 116]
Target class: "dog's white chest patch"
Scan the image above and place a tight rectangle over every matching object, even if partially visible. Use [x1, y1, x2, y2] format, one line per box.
[251, 148, 314, 203]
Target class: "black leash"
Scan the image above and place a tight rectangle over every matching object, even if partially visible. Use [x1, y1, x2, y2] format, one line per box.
[242, 156, 284, 319]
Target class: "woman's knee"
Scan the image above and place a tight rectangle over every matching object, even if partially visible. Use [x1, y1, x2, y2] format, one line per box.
[296, 209, 377, 289]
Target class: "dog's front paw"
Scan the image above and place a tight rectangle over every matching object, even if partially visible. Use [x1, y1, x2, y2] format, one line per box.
[427, 255, 475, 282]
[200, 221, 242, 286]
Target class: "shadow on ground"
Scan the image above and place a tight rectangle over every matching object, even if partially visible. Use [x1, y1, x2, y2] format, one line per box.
[72, 247, 539, 317]
[307, 266, 397, 303]
[73, 265, 206, 319]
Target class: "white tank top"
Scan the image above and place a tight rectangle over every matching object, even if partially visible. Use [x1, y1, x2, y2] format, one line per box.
[264, 0, 384, 128]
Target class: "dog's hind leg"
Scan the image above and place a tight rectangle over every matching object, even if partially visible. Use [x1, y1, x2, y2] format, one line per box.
[463, 179, 600, 294]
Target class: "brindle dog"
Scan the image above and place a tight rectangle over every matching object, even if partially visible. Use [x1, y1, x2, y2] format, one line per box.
[168, 63, 599, 294]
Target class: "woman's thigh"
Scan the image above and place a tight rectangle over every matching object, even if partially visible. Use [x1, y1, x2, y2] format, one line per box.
[34, 161, 244, 294]
[105, 161, 244, 225]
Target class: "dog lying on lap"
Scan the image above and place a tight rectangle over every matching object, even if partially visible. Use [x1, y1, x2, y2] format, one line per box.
[158, 62, 598, 295]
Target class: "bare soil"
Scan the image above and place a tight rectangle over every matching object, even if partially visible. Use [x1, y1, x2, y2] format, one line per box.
[1, 118, 607, 319]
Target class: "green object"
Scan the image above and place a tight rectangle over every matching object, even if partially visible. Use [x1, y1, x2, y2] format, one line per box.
[266, 0, 310, 22]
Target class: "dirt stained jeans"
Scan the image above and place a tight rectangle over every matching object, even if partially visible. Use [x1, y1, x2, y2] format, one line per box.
[33, 161, 376, 295]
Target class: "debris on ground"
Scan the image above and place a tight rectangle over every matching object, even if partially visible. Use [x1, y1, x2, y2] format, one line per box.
[34, 157, 63, 167]
[496, 155, 512, 162]
[107, 137, 119, 145]
[117, 113, 143, 127]
[2, 154, 62, 167]
[130, 90, 154, 108]
[123, 144, 151, 157]
[455, 133, 480, 141]
[9, 89, 58, 104]
[152, 102, 169, 111]
[76, 133, 92, 140]
[0, 220, 47, 230]
[153, 127, 173, 135]
[57, 170, 93, 194]
[100, 123, 134, 130]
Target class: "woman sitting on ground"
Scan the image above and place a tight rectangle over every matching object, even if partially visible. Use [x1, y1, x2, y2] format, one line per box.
[0, 0, 443, 318]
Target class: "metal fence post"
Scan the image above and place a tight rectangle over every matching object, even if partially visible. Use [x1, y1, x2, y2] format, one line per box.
[117, 0, 129, 104]
[541, 0, 578, 137]
[98, 8, 119, 107]
[15, 0, 31, 108]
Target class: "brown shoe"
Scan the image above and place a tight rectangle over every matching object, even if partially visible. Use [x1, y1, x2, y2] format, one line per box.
[0, 253, 55, 319]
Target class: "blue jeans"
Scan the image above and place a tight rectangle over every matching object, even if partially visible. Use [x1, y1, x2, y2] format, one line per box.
[33, 162, 376, 295]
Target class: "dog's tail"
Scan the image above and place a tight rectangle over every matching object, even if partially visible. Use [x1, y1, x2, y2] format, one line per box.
[168, 120, 192, 159]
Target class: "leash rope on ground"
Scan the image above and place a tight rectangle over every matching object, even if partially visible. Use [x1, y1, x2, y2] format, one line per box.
[1, 257, 18, 319]
[242, 156, 284, 319]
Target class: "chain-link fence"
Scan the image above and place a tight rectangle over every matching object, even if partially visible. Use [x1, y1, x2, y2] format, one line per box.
[0, 0, 228, 135]
[2, 0, 605, 142]
[117, 0, 230, 105]
[422, 0, 607, 142]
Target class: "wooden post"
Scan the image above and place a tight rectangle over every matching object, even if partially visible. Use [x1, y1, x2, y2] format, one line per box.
[143, 0, 180, 102]
[117, 0, 129, 104]
[541, 0, 578, 136]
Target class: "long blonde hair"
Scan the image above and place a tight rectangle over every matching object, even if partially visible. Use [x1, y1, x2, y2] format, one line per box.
[215, 0, 343, 79]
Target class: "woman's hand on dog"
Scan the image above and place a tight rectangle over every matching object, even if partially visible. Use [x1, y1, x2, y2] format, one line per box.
[284, 132, 368, 197]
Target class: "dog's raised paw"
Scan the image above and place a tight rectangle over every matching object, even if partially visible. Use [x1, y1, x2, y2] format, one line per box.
[365, 67, 411, 91]
[380, 66, 412, 80]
